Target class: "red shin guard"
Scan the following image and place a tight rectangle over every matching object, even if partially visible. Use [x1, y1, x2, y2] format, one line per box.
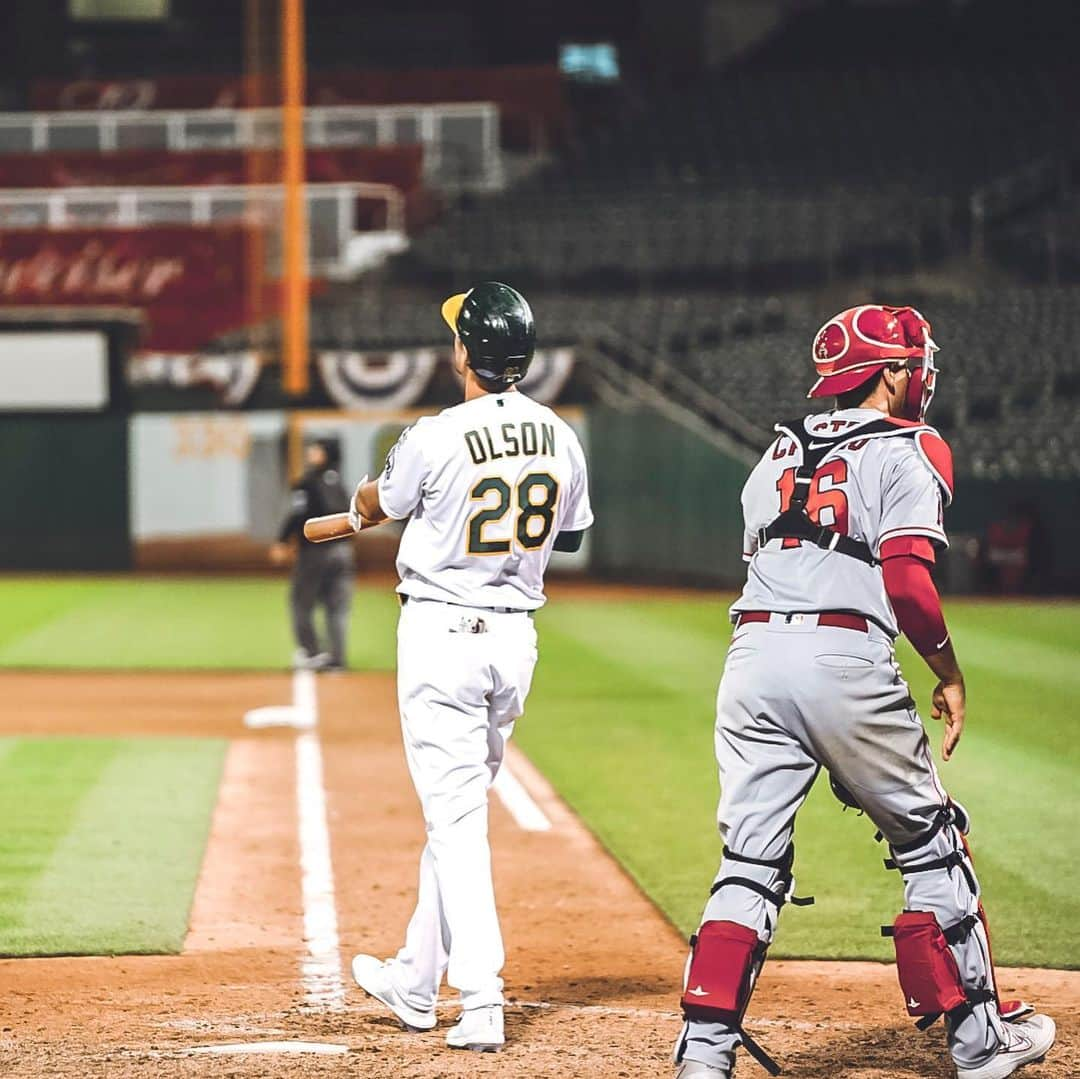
[680, 921, 781, 1076]
[888, 911, 969, 1018]
[681, 920, 763, 1022]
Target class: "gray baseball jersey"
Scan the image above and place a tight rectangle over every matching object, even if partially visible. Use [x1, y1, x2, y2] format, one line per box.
[377, 391, 593, 611]
[732, 407, 952, 635]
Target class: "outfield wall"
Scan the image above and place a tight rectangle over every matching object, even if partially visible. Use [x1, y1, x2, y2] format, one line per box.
[1, 391, 1075, 591]
[587, 403, 1080, 593]
[588, 404, 751, 587]
[126, 408, 591, 572]
[0, 413, 130, 570]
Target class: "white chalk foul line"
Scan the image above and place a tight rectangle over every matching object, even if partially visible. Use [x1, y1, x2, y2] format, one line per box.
[492, 754, 552, 832]
[292, 670, 345, 1011]
[189, 1041, 349, 1056]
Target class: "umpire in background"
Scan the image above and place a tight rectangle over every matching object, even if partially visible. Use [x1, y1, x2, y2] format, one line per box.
[270, 439, 354, 671]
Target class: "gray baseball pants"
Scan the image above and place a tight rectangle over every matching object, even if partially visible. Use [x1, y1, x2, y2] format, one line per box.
[676, 613, 1005, 1073]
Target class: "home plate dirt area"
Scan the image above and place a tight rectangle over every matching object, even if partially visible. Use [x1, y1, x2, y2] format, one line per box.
[0, 671, 1076, 1078]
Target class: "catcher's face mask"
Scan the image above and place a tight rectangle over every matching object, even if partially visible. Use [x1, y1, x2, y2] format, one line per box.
[899, 334, 939, 422]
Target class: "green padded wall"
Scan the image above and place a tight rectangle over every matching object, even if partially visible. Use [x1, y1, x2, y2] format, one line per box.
[0, 414, 130, 570]
[589, 404, 752, 586]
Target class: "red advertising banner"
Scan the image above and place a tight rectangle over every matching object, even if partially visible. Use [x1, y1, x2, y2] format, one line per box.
[0, 227, 282, 351]
[31, 75, 251, 111]
[30, 66, 564, 149]
[0, 146, 425, 192]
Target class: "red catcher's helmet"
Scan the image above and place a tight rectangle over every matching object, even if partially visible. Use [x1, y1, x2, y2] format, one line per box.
[808, 304, 939, 421]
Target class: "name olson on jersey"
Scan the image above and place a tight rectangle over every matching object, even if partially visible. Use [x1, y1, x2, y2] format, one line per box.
[464, 422, 556, 465]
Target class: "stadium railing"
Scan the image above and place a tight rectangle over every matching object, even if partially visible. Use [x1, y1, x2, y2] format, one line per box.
[0, 103, 502, 192]
[0, 182, 404, 275]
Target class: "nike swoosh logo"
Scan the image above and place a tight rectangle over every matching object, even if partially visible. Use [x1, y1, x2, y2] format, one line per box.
[807, 441, 834, 450]
[907, 997, 920, 1009]
[688, 986, 709, 997]
[936, 634, 950, 650]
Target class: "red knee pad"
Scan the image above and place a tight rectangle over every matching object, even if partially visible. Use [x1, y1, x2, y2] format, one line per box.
[680, 920, 764, 1023]
[887, 911, 968, 1017]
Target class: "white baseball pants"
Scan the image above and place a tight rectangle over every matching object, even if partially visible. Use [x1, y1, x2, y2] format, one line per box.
[386, 597, 538, 1012]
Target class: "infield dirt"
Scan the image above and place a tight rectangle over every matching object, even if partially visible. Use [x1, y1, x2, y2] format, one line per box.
[0, 669, 1076, 1078]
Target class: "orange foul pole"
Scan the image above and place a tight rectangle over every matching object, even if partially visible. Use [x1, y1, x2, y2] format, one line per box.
[281, 0, 309, 396]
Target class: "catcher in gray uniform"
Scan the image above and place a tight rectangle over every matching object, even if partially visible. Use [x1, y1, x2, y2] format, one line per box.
[674, 305, 1055, 1079]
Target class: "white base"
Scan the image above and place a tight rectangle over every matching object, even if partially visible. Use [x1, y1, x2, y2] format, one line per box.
[242, 705, 315, 730]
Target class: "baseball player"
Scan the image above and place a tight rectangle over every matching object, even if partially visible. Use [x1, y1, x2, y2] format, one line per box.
[271, 439, 354, 671]
[674, 306, 1055, 1079]
[341, 282, 593, 1051]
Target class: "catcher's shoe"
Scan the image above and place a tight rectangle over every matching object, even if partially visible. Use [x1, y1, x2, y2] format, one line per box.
[350, 954, 436, 1032]
[674, 1062, 730, 1078]
[445, 1005, 504, 1051]
[956, 1014, 1055, 1079]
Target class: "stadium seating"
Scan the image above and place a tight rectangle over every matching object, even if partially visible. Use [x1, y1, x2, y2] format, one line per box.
[289, 284, 1080, 478]
[401, 59, 1067, 288]
[405, 185, 952, 288]
[992, 200, 1080, 283]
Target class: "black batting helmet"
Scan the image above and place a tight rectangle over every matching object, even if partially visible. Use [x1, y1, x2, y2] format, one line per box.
[441, 281, 535, 387]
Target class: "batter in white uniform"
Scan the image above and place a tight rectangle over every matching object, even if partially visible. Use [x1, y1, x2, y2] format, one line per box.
[346, 282, 593, 1052]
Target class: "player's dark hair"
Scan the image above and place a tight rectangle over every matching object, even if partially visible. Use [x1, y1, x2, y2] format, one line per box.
[836, 370, 884, 410]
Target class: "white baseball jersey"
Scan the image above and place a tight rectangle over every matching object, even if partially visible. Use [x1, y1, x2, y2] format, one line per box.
[733, 408, 952, 636]
[377, 391, 594, 611]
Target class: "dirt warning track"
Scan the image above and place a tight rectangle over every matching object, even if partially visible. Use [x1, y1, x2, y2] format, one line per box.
[0, 670, 1076, 1078]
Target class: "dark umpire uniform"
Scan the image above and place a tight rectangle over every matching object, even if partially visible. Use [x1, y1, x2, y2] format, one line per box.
[276, 442, 354, 670]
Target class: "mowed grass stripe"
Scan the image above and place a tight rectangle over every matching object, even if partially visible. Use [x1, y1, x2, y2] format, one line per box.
[0, 737, 226, 957]
[951, 625, 1080, 692]
[0, 577, 399, 671]
[0, 738, 121, 917]
[0, 578, 107, 652]
[539, 599, 726, 697]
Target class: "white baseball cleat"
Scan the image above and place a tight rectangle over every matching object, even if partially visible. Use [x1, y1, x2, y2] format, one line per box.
[445, 1004, 504, 1051]
[956, 1014, 1055, 1079]
[350, 954, 436, 1032]
[674, 1061, 730, 1078]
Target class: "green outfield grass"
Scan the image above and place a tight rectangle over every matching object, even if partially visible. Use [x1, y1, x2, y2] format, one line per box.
[0, 736, 225, 956]
[0, 576, 1076, 967]
[522, 596, 1080, 969]
[0, 576, 398, 671]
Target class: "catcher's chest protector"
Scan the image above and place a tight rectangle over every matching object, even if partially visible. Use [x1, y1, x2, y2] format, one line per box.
[758, 416, 925, 565]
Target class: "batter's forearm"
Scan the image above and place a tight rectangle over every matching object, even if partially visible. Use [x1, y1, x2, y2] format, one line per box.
[353, 478, 388, 527]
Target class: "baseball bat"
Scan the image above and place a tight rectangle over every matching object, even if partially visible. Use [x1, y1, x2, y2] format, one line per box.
[303, 512, 355, 543]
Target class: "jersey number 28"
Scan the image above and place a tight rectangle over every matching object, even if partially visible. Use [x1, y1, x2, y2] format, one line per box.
[467, 473, 559, 555]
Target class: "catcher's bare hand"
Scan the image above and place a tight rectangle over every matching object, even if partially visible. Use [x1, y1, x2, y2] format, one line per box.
[931, 677, 965, 761]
